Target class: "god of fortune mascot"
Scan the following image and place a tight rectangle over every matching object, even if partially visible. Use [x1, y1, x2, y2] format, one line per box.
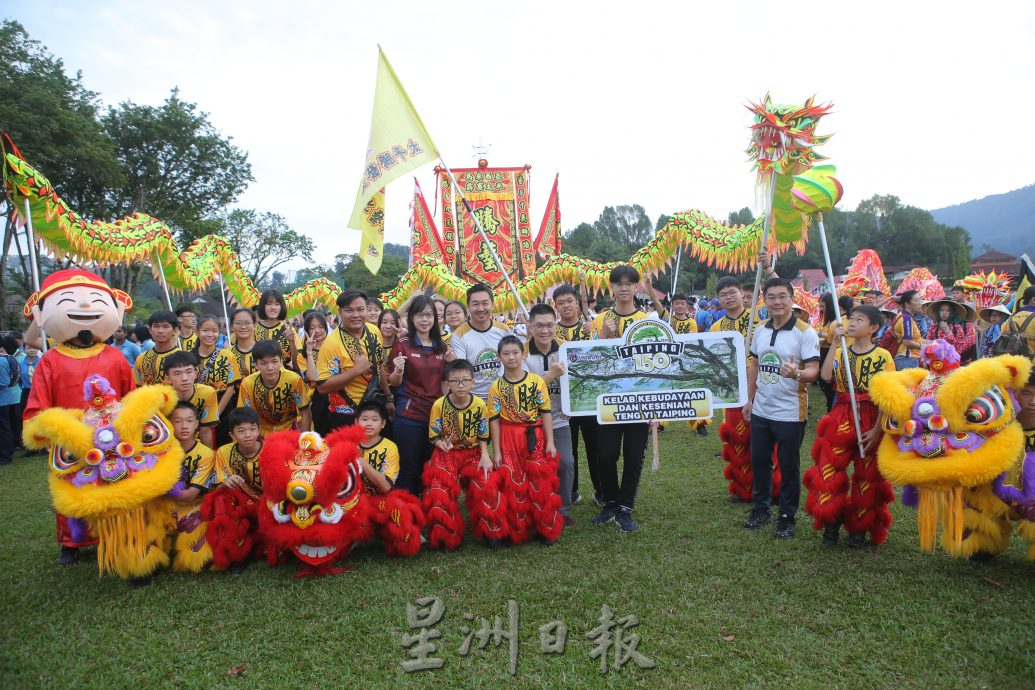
[870, 339, 1032, 559]
[22, 376, 182, 581]
[258, 427, 424, 577]
[22, 269, 135, 565]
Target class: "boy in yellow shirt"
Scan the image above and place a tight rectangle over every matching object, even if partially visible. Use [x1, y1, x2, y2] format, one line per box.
[167, 401, 215, 572]
[488, 335, 561, 545]
[355, 401, 400, 494]
[422, 359, 502, 550]
[238, 339, 311, 435]
[162, 350, 219, 449]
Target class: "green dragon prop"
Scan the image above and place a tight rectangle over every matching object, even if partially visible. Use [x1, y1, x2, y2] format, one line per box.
[2, 95, 837, 314]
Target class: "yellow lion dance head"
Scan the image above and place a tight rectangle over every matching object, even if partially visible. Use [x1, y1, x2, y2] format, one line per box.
[871, 350, 1031, 553]
[23, 375, 182, 578]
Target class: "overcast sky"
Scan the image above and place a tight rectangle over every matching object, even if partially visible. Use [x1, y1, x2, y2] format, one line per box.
[11, 1, 1035, 272]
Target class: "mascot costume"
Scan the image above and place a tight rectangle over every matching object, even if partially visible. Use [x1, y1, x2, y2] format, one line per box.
[204, 427, 424, 577]
[870, 339, 1034, 559]
[21, 269, 135, 565]
[22, 376, 182, 582]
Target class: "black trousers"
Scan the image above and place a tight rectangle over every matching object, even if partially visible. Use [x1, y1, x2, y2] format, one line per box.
[569, 415, 601, 498]
[596, 422, 649, 511]
[749, 414, 805, 518]
[0, 403, 17, 464]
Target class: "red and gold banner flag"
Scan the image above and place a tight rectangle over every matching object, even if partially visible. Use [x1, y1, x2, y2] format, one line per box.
[437, 165, 533, 290]
[533, 174, 562, 261]
[410, 179, 448, 264]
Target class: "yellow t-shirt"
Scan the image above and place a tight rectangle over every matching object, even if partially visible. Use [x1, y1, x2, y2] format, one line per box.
[133, 345, 182, 386]
[213, 441, 263, 492]
[180, 332, 199, 351]
[429, 394, 491, 448]
[315, 325, 385, 414]
[711, 309, 756, 364]
[186, 383, 220, 428]
[892, 314, 922, 359]
[229, 345, 256, 382]
[195, 347, 239, 392]
[556, 320, 590, 343]
[255, 321, 294, 365]
[360, 437, 400, 494]
[237, 369, 310, 434]
[832, 346, 896, 394]
[180, 442, 216, 497]
[671, 315, 699, 334]
[590, 308, 649, 339]
[488, 372, 551, 424]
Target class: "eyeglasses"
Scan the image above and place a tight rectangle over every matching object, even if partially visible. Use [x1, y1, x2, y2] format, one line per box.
[448, 378, 473, 386]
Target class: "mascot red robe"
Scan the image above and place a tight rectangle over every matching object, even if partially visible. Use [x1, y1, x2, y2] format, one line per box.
[21, 270, 134, 560]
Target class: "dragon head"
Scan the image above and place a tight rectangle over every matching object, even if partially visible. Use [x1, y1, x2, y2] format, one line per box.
[23, 376, 182, 518]
[746, 94, 833, 176]
[258, 427, 369, 569]
[871, 353, 1031, 550]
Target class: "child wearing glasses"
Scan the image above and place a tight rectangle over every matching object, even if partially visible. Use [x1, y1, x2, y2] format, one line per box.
[422, 359, 504, 550]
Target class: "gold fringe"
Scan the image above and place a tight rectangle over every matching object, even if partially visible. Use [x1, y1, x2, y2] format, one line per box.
[917, 487, 938, 552]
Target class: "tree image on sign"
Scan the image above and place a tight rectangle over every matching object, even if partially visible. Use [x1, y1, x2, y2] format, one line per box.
[564, 335, 741, 414]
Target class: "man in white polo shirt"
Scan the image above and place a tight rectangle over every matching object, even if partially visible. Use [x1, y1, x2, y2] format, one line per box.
[743, 277, 821, 538]
[450, 283, 510, 400]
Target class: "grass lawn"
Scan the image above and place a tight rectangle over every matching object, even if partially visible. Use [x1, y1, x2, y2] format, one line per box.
[2, 396, 1034, 689]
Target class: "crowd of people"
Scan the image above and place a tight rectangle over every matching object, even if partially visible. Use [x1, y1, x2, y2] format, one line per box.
[4, 260, 1035, 567]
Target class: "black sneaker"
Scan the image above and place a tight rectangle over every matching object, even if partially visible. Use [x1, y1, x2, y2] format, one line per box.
[614, 508, 638, 533]
[846, 532, 867, 548]
[57, 546, 78, 566]
[228, 560, 250, 576]
[591, 504, 619, 525]
[744, 510, 771, 529]
[697, 426, 708, 437]
[822, 523, 841, 546]
[571, 493, 582, 507]
[774, 514, 795, 539]
[128, 575, 152, 589]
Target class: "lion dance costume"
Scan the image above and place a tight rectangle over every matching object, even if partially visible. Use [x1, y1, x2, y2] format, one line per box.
[23, 376, 182, 579]
[871, 340, 1034, 559]
[422, 394, 508, 549]
[804, 344, 896, 544]
[206, 427, 424, 577]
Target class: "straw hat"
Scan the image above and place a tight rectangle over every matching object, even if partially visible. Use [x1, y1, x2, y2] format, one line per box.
[926, 299, 975, 323]
[979, 304, 1012, 322]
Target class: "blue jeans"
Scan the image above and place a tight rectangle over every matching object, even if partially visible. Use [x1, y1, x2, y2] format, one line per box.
[392, 415, 432, 495]
[894, 355, 919, 369]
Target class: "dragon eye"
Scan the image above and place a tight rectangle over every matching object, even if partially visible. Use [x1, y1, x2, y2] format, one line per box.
[140, 417, 170, 446]
[51, 446, 80, 473]
[964, 388, 1005, 425]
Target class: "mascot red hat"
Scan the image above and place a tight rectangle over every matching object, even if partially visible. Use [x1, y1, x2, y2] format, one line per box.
[23, 269, 132, 318]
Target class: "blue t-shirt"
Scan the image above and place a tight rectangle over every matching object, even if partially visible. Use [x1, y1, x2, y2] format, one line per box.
[117, 340, 141, 366]
[19, 355, 40, 390]
[0, 356, 20, 406]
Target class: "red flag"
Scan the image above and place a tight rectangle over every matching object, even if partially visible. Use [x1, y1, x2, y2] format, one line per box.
[410, 179, 448, 265]
[533, 174, 562, 260]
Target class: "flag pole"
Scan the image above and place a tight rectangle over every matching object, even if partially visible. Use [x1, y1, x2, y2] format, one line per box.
[154, 253, 174, 311]
[816, 212, 866, 457]
[217, 271, 231, 340]
[437, 158, 529, 318]
[667, 244, 683, 325]
[743, 172, 778, 358]
[23, 198, 47, 353]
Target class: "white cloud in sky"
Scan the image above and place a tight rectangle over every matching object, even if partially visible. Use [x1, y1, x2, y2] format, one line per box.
[10, 1, 1035, 271]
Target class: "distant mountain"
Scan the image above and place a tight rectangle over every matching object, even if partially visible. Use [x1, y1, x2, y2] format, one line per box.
[931, 184, 1035, 258]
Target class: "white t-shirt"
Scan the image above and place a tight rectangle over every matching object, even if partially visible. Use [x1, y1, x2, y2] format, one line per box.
[750, 316, 821, 423]
[450, 321, 511, 399]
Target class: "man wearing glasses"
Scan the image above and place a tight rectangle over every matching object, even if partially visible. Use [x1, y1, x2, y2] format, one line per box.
[524, 303, 576, 527]
[742, 278, 821, 539]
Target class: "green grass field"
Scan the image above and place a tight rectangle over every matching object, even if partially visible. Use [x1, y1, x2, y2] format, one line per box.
[2, 398, 1034, 689]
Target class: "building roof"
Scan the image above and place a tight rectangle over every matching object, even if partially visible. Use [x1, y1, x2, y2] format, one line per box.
[971, 250, 1016, 262]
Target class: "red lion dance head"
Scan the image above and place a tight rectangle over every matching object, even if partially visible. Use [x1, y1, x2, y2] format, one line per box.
[258, 427, 371, 576]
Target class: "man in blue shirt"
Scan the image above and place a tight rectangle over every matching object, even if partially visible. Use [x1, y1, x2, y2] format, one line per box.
[112, 325, 141, 366]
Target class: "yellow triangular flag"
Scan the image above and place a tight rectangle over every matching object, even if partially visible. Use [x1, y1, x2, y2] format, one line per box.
[348, 46, 439, 274]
